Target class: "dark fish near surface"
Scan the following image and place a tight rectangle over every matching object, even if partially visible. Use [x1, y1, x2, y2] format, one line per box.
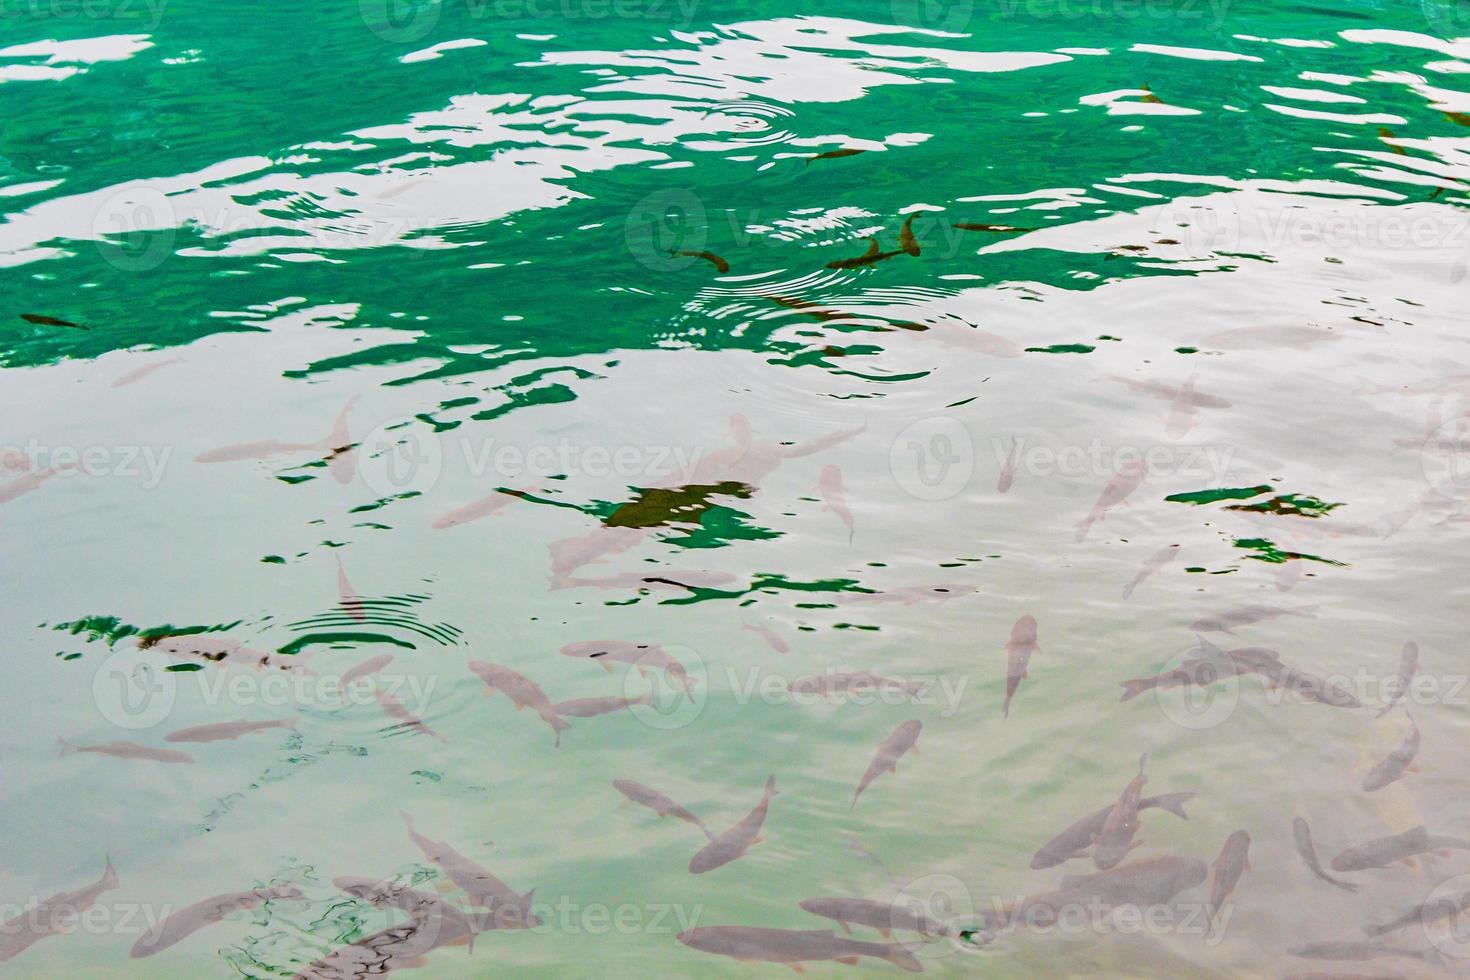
[1332, 825, 1470, 872]
[1123, 543, 1180, 599]
[1119, 651, 1250, 702]
[1139, 83, 1164, 104]
[143, 633, 309, 673]
[1208, 831, 1251, 929]
[1031, 792, 1196, 869]
[851, 720, 922, 809]
[551, 692, 652, 718]
[1288, 940, 1443, 967]
[689, 775, 777, 874]
[807, 147, 868, 164]
[400, 813, 542, 928]
[1293, 817, 1358, 893]
[800, 897, 957, 939]
[0, 858, 118, 963]
[1094, 754, 1149, 870]
[1189, 604, 1315, 633]
[670, 249, 729, 273]
[826, 236, 902, 270]
[677, 926, 921, 972]
[1003, 615, 1039, 718]
[468, 660, 570, 747]
[1252, 658, 1362, 709]
[164, 718, 296, 743]
[952, 222, 1034, 233]
[1362, 714, 1420, 792]
[131, 884, 304, 957]
[59, 739, 194, 764]
[1363, 887, 1470, 938]
[613, 779, 711, 839]
[20, 313, 84, 328]
[899, 212, 924, 257]
[1378, 126, 1407, 154]
[1376, 642, 1418, 718]
[336, 555, 365, 622]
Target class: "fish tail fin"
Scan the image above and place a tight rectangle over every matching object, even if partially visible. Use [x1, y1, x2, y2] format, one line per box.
[1156, 793, 1195, 820]
[884, 944, 924, 972]
[58, 737, 77, 757]
[400, 810, 416, 834]
[101, 855, 119, 889]
[1118, 679, 1151, 702]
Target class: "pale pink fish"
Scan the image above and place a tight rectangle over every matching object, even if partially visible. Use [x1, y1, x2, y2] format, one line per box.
[742, 621, 789, 653]
[559, 641, 696, 695]
[1, 450, 33, 472]
[997, 437, 1019, 493]
[1165, 373, 1199, 438]
[851, 720, 921, 809]
[0, 858, 119, 963]
[1075, 457, 1148, 541]
[111, 355, 182, 389]
[817, 465, 855, 544]
[551, 692, 653, 718]
[613, 779, 712, 839]
[1110, 376, 1231, 409]
[558, 570, 740, 593]
[682, 414, 864, 487]
[374, 688, 446, 743]
[468, 660, 570, 747]
[143, 634, 310, 674]
[547, 526, 648, 583]
[0, 467, 59, 505]
[690, 775, 778, 873]
[336, 554, 365, 622]
[924, 319, 1024, 357]
[1093, 754, 1149, 870]
[400, 813, 541, 927]
[1123, 543, 1180, 599]
[845, 583, 974, 605]
[164, 718, 296, 743]
[325, 398, 356, 484]
[195, 438, 324, 463]
[432, 485, 540, 530]
[59, 739, 194, 764]
[130, 884, 304, 957]
[1204, 325, 1342, 351]
[340, 653, 394, 689]
[1003, 615, 1039, 719]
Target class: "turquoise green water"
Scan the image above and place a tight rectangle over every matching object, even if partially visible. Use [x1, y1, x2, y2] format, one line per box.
[3, 1, 1470, 976]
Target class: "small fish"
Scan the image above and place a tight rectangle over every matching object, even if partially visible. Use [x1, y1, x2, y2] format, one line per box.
[559, 641, 695, 695]
[1031, 793, 1195, 869]
[1378, 126, 1407, 155]
[807, 147, 867, 165]
[550, 692, 653, 718]
[952, 222, 1034, 233]
[689, 775, 778, 873]
[671, 249, 730, 273]
[1122, 543, 1180, 599]
[142, 634, 309, 674]
[325, 398, 356, 485]
[1250, 656, 1362, 708]
[678, 925, 921, 971]
[1139, 83, 1163, 104]
[1190, 604, 1315, 633]
[1287, 940, 1443, 966]
[1292, 817, 1358, 892]
[613, 779, 711, 838]
[111, 355, 182, 388]
[432, 485, 538, 530]
[1165, 373, 1199, 437]
[374, 688, 446, 743]
[1207, 831, 1251, 932]
[1093, 754, 1149, 870]
[816, 465, 854, 543]
[826, 237, 901, 270]
[0, 468, 59, 506]
[468, 660, 569, 747]
[1331, 825, 1470, 872]
[788, 672, 924, 699]
[400, 812, 541, 927]
[1003, 615, 1039, 718]
[1119, 650, 1251, 702]
[1444, 111, 1470, 127]
[164, 719, 296, 743]
[340, 653, 394, 689]
[799, 896, 957, 938]
[1362, 714, 1420, 792]
[899, 212, 923, 257]
[130, 884, 304, 957]
[851, 720, 921, 809]
[59, 739, 194, 764]
[997, 437, 1019, 493]
[336, 554, 365, 622]
[742, 621, 789, 653]
[1110, 376, 1232, 409]
[1363, 887, 1470, 938]
[194, 438, 324, 463]
[20, 313, 83, 328]
[1204, 325, 1341, 351]
[1376, 642, 1418, 718]
[0, 858, 119, 963]
[1075, 458, 1148, 541]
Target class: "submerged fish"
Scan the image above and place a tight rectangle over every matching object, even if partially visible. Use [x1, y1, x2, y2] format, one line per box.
[1031, 792, 1196, 869]
[1119, 650, 1251, 702]
[1204, 326, 1341, 351]
[1362, 714, 1419, 792]
[1207, 831, 1251, 931]
[335, 555, 365, 622]
[1165, 373, 1199, 437]
[1123, 543, 1180, 599]
[131, 884, 304, 957]
[742, 621, 789, 653]
[0, 858, 118, 963]
[20, 313, 83, 328]
[59, 739, 194, 764]
[0, 468, 59, 506]
[1378, 126, 1407, 155]
[1250, 656, 1362, 709]
[374, 688, 446, 743]
[989, 857, 1207, 936]
[333, 875, 492, 951]
[112, 355, 183, 388]
[997, 437, 1019, 494]
[1363, 887, 1470, 938]
[551, 692, 652, 718]
[400, 813, 541, 928]
[164, 719, 296, 743]
[1287, 939, 1443, 967]
[817, 465, 855, 543]
[799, 896, 957, 939]
[807, 147, 868, 164]
[432, 485, 539, 530]
[1075, 458, 1148, 541]
[613, 779, 711, 838]
[826, 237, 902, 270]
[788, 672, 923, 699]
[1003, 615, 1039, 718]
[1375, 642, 1418, 718]
[1094, 754, 1149, 870]
[689, 775, 777, 874]
[1332, 825, 1470, 872]
[899, 212, 924, 257]
[851, 720, 922, 810]
[340, 653, 394, 689]
[1292, 818, 1358, 893]
[1190, 605, 1316, 633]
[142, 634, 308, 674]
[678, 926, 921, 971]
[670, 249, 729, 273]
[468, 660, 569, 747]
[559, 641, 695, 695]
[1139, 83, 1164, 104]
[1110, 376, 1232, 409]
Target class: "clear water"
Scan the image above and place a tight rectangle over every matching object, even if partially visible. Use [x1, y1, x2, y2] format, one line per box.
[3, 1, 1470, 977]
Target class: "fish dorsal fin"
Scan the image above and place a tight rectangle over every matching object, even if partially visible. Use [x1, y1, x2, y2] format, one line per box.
[863, 237, 881, 257]
[522, 888, 536, 905]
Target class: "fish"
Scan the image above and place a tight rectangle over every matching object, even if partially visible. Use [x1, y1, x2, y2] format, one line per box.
[196, 401, 355, 465]
[613, 779, 711, 838]
[1110, 376, 1232, 409]
[689, 775, 778, 873]
[899, 212, 923, 257]
[1363, 887, 1470, 938]
[677, 926, 921, 971]
[1293, 817, 1358, 892]
[997, 437, 1019, 493]
[788, 672, 924, 698]
[1376, 642, 1418, 718]
[399, 813, 541, 928]
[1123, 543, 1180, 599]
[1378, 126, 1407, 155]
[846, 583, 974, 605]
[817, 465, 854, 543]
[0, 858, 119, 963]
[806, 147, 868, 164]
[291, 921, 436, 979]
[1075, 458, 1148, 541]
[333, 875, 492, 951]
[1249, 656, 1362, 708]
[550, 692, 653, 718]
[468, 660, 569, 747]
[1139, 84, 1163, 104]
[1362, 714, 1420, 792]
[58, 739, 194, 764]
[1003, 615, 1039, 718]
[1093, 754, 1149, 870]
[130, 884, 304, 957]
[1165, 373, 1199, 437]
[111, 355, 182, 388]
[671, 249, 730, 273]
[742, 621, 789, 653]
[374, 688, 446, 743]
[1443, 111, 1470, 127]
[952, 222, 1034, 233]
[990, 857, 1207, 936]
[826, 237, 902, 270]
[340, 653, 394, 689]
[559, 641, 695, 695]
[799, 897, 956, 939]
[1204, 326, 1342, 351]
[560, 570, 739, 593]
[20, 313, 83, 328]
[1190, 604, 1315, 633]
[851, 720, 922, 809]
[324, 398, 356, 484]
[1287, 940, 1443, 966]
[336, 555, 365, 622]
[164, 719, 296, 743]
[1207, 831, 1251, 932]
[432, 485, 539, 530]
[1331, 825, 1470, 872]
[1032, 793, 1196, 869]
[1119, 650, 1252, 702]
[0, 468, 59, 506]
[142, 633, 309, 673]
